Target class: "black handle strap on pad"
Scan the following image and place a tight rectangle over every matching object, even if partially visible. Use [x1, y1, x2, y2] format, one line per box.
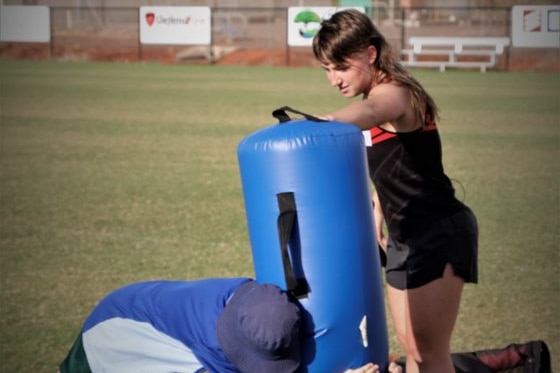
[276, 192, 309, 298]
[272, 106, 327, 123]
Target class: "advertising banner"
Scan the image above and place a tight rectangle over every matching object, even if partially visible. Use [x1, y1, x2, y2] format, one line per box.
[512, 5, 560, 48]
[140, 6, 211, 45]
[0, 5, 50, 43]
[287, 7, 365, 47]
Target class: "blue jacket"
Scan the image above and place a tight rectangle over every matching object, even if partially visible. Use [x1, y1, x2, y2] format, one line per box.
[82, 278, 252, 373]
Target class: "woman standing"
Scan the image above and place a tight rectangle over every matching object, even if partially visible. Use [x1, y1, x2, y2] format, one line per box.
[312, 9, 478, 373]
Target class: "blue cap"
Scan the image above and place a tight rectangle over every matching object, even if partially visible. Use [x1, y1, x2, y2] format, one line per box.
[217, 282, 301, 373]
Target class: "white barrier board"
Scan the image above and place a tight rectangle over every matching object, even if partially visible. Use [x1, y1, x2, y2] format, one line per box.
[0, 5, 50, 43]
[139, 6, 211, 45]
[287, 7, 365, 47]
[512, 5, 560, 48]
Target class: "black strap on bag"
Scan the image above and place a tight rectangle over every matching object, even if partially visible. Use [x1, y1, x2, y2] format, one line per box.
[272, 106, 327, 123]
[276, 192, 309, 298]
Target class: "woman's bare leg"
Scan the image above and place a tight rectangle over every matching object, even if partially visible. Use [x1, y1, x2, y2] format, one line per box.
[387, 264, 464, 373]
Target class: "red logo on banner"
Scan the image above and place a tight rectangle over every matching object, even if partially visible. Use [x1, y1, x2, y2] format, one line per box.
[146, 12, 155, 26]
[523, 9, 542, 32]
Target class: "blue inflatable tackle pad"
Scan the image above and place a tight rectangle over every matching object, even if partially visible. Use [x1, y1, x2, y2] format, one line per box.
[237, 117, 389, 372]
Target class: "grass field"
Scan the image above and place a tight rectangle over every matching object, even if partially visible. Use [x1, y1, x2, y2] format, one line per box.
[0, 59, 558, 372]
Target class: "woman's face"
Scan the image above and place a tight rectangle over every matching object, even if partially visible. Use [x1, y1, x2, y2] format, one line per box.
[319, 46, 377, 98]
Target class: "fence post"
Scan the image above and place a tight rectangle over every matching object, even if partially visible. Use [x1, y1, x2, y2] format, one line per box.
[400, 7, 406, 52]
[505, 7, 511, 71]
[285, 7, 290, 67]
[49, 6, 53, 60]
[137, 7, 142, 63]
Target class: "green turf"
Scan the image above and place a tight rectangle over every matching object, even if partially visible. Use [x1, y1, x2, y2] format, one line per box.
[0, 60, 558, 372]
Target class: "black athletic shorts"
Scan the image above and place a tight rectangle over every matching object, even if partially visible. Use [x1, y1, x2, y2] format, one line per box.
[385, 208, 478, 290]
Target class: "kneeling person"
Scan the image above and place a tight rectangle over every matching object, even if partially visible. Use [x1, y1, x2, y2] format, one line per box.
[60, 277, 397, 373]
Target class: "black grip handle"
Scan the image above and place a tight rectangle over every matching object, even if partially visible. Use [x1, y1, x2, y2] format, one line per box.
[277, 192, 309, 298]
[272, 106, 327, 123]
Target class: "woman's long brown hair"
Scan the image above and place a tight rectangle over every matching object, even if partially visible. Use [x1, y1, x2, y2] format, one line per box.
[312, 9, 439, 125]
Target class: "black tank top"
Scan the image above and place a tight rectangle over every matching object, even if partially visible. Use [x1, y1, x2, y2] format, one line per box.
[364, 118, 465, 241]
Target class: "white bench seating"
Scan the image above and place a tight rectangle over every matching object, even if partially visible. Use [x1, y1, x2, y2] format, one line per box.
[401, 37, 511, 72]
